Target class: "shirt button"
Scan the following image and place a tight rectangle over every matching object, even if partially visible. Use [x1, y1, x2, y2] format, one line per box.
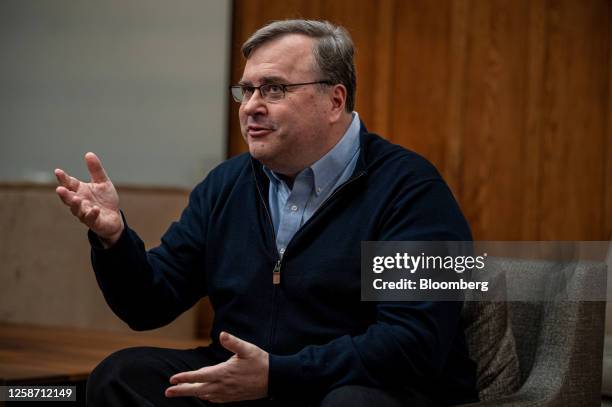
[279, 247, 285, 254]
[317, 188, 322, 194]
[291, 205, 298, 212]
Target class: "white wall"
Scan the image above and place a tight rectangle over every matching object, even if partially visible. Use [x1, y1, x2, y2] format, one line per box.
[0, 0, 230, 188]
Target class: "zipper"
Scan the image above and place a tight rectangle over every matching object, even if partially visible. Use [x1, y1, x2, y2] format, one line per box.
[251, 162, 366, 348]
[251, 163, 283, 283]
[251, 163, 283, 348]
[254, 166, 366, 285]
[272, 259, 281, 285]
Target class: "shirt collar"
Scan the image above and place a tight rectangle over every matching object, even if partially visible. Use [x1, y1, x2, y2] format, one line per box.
[310, 111, 360, 195]
[263, 111, 361, 194]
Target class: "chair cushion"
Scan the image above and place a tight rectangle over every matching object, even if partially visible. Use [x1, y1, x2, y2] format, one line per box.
[462, 300, 520, 401]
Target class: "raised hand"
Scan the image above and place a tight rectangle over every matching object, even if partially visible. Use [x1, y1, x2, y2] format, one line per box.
[55, 152, 124, 247]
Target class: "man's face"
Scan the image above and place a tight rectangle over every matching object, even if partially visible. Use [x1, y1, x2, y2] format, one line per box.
[238, 34, 333, 175]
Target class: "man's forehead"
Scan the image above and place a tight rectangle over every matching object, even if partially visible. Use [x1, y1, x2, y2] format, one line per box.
[241, 34, 316, 83]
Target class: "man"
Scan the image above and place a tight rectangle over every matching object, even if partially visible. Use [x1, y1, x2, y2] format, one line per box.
[55, 20, 478, 406]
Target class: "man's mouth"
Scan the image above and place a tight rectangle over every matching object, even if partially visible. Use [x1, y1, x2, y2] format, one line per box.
[247, 125, 274, 138]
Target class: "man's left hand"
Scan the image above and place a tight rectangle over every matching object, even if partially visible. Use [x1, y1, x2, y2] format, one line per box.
[165, 331, 269, 403]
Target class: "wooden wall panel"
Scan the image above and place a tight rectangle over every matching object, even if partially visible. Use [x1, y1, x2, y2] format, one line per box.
[390, 0, 454, 178]
[521, 0, 547, 240]
[538, 0, 609, 240]
[364, 0, 395, 138]
[458, 0, 532, 240]
[229, 0, 611, 240]
[605, 5, 612, 241]
[444, 0, 470, 194]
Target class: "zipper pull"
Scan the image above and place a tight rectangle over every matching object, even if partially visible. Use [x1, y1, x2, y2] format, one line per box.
[272, 259, 281, 285]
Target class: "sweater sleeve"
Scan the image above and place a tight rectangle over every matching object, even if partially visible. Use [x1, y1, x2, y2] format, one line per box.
[89, 181, 210, 331]
[268, 179, 473, 400]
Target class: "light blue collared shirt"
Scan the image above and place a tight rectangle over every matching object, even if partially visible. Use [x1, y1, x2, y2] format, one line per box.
[263, 112, 361, 256]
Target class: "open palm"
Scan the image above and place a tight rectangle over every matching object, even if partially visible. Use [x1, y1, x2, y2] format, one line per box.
[55, 152, 124, 245]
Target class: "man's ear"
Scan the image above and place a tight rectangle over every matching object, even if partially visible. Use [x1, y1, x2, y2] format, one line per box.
[328, 84, 347, 123]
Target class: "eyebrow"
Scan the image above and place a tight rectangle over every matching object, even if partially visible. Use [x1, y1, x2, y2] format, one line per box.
[237, 75, 288, 86]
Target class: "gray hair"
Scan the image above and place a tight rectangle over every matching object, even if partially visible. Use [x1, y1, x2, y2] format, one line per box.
[242, 19, 356, 112]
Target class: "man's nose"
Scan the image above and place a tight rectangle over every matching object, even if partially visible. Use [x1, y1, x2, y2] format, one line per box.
[241, 89, 267, 116]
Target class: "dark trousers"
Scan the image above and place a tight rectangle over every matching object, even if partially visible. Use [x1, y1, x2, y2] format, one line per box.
[86, 346, 437, 407]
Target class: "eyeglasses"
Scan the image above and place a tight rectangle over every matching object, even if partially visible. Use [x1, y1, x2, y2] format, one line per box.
[230, 80, 332, 103]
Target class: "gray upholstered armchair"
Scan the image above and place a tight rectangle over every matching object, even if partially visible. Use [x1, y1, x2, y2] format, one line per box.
[462, 259, 607, 406]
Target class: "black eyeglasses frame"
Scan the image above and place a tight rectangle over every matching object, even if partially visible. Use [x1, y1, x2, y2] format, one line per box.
[230, 80, 333, 103]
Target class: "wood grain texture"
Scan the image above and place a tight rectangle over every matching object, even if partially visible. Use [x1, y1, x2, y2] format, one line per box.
[605, 2, 612, 241]
[538, 0, 609, 240]
[444, 0, 470, 195]
[390, 0, 453, 173]
[461, 0, 532, 240]
[0, 323, 208, 383]
[369, 0, 396, 138]
[228, 0, 611, 240]
[521, 0, 547, 241]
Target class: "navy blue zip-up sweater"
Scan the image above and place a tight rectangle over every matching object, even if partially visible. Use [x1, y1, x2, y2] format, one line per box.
[90, 126, 478, 405]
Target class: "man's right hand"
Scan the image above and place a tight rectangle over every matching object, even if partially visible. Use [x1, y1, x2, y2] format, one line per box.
[55, 152, 124, 248]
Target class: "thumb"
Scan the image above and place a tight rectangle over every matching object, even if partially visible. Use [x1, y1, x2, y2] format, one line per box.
[220, 331, 252, 358]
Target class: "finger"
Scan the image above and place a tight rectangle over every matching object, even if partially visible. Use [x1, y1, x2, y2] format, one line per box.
[54, 169, 81, 192]
[72, 198, 97, 225]
[56, 187, 84, 213]
[165, 382, 205, 398]
[170, 364, 225, 385]
[197, 382, 221, 396]
[71, 197, 89, 219]
[84, 152, 109, 183]
[55, 186, 75, 206]
[220, 331, 253, 357]
[56, 188, 91, 224]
